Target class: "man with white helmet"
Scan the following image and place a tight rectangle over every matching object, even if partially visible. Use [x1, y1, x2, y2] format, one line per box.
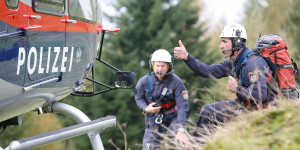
[135, 49, 190, 149]
[174, 24, 274, 144]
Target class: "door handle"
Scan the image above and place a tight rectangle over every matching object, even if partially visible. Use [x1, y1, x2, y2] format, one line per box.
[21, 25, 42, 30]
[61, 19, 77, 23]
[24, 15, 41, 19]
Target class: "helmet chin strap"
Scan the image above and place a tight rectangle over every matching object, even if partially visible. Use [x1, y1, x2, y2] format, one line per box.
[230, 49, 235, 58]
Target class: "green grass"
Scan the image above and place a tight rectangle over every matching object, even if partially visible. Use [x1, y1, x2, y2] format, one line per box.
[203, 99, 300, 150]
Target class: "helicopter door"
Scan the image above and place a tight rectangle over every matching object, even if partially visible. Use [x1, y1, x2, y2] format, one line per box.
[66, 0, 98, 84]
[23, 0, 66, 86]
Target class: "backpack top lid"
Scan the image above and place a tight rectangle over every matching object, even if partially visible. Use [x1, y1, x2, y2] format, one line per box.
[254, 34, 288, 57]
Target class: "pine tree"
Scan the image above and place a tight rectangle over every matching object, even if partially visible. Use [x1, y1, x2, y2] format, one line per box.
[62, 0, 213, 149]
[100, 0, 212, 149]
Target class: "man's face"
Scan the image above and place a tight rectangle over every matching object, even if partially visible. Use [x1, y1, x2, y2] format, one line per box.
[220, 37, 233, 58]
[153, 61, 169, 77]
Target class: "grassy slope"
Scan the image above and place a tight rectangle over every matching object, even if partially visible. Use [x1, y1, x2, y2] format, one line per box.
[203, 100, 300, 150]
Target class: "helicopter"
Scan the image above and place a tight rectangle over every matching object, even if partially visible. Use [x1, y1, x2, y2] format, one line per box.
[0, 0, 134, 149]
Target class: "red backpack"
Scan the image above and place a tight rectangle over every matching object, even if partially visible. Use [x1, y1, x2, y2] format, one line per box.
[254, 34, 299, 99]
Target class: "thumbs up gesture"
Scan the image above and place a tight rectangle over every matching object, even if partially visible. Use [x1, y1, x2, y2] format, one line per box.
[174, 40, 188, 60]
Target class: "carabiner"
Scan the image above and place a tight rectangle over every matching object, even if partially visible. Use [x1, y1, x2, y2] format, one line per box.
[155, 114, 163, 124]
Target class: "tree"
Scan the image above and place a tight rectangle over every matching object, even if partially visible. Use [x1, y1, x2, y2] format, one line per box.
[98, 0, 212, 149]
[288, 0, 300, 83]
[61, 0, 214, 149]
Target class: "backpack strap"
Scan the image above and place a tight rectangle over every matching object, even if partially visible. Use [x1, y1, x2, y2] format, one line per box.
[236, 49, 253, 85]
[145, 72, 154, 101]
[162, 74, 172, 97]
[145, 73, 173, 124]
[292, 59, 300, 76]
[145, 72, 172, 102]
[153, 74, 173, 107]
[277, 64, 294, 69]
[276, 58, 299, 75]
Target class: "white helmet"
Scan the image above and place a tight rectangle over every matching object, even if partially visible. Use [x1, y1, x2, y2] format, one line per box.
[150, 49, 172, 62]
[149, 49, 173, 73]
[220, 24, 247, 40]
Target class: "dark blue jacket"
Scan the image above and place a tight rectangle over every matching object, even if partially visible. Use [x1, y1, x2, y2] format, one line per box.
[135, 73, 189, 125]
[184, 47, 273, 104]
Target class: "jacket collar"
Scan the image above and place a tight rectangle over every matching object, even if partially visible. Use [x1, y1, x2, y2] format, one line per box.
[235, 46, 249, 62]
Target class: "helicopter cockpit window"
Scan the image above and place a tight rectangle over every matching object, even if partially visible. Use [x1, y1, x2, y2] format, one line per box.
[32, 0, 65, 16]
[69, 0, 97, 24]
[5, 0, 19, 9]
[96, 0, 102, 23]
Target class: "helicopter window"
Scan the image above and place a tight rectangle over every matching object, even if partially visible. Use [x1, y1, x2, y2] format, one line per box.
[69, 0, 97, 24]
[96, 0, 102, 23]
[32, 0, 65, 16]
[5, 0, 19, 9]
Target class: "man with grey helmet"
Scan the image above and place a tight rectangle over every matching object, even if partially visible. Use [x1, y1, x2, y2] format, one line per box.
[135, 49, 190, 149]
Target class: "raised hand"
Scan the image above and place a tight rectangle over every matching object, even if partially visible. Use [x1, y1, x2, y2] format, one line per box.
[174, 40, 189, 60]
